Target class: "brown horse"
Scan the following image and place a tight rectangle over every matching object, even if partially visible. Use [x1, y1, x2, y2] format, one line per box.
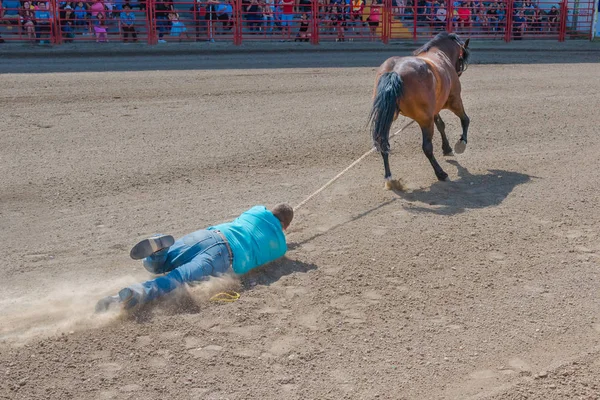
[368, 32, 471, 189]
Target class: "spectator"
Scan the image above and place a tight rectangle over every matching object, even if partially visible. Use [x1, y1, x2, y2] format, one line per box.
[513, 9, 526, 39]
[2, 0, 21, 28]
[299, 0, 310, 13]
[395, 0, 405, 20]
[112, 0, 124, 12]
[169, 12, 189, 40]
[546, 5, 558, 31]
[262, 0, 275, 34]
[366, 0, 380, 38]
[350, 0, 363, 35]
[120, 3, 137, 42]
[273, 0, 283, 32]
[404, 0, 414, 19]
[205, 0, 218, 42]
[531, 4, 542, 31]
[189, 0, 206, 40]
[20, 1, 36, 42]
[334, 5, 345, 41]
[246, 0, 262, 32]
[90, 0, 106, 18]
[434, 0, 446, 30]
[497, 1, 505, 24]
[424, 0, 434, 24]
[294, 11, 309, 41]
[417, 0, 426, 21]
[456, 2, 471, 31]
[155, 0, 173, 43]
[215, 0, 233, 31]
[280, 0, 294, 38]
[60, 4, 76, 41]
[35, 1, 53, 44]
[241, 0, 250, 25]
[73, 1, 87, 31]
[486, 1, 498, 31]
[523, 0, 534, 31]
[154, 0, 175, 43]
[94, 11, 108, 41]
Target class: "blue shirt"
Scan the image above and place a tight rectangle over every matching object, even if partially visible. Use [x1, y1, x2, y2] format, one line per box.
[74, 6, 86, 19]
[208, 206, 287, 274]
[35, 10, 52, 20]
[2, 0, 19, 15]
[216, 3, 232, 15]
[120, 11, 136, 25]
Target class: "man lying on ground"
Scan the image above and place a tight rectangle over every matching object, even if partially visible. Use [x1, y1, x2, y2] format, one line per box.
[95, 203, 294, 312]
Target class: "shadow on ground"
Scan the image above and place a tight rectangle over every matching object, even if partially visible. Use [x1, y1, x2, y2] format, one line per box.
[240, 257, 318, 288]
[395, 159, 533, 215]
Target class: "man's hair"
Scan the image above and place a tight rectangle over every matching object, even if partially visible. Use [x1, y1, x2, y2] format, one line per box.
[271, 203, 294, 229]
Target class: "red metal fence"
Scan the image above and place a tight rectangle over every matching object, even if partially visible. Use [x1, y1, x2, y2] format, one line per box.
[0, 0, 595, 44]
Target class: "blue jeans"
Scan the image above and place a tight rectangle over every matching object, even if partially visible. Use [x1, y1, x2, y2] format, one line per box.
[128, 230, 232, 305]
[263, 15, 275, 32]
[157, 16, 169, 38]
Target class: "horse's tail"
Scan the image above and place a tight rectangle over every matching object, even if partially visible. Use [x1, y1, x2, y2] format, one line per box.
[368, 71, 403, 154]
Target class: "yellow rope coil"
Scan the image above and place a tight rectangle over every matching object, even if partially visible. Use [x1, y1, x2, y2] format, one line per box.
[209, 291, 241, 302]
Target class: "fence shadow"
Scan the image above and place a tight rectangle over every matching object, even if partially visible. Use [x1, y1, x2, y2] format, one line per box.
[394, 159, 533, 215]
[1, 45, 598, 74]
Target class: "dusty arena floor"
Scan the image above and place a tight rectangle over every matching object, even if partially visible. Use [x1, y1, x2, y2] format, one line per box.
[1, 49, 600, 399]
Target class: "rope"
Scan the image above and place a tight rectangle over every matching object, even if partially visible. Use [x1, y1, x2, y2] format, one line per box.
[209, 291, 240, 302]
[293, 120, 415, 212]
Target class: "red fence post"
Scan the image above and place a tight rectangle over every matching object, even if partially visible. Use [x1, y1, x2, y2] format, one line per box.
[233, 0, 242, 45]
[558, 0, 567, 41]
[504, 0, 513, 42]
[381, 0, 389, 44]
[146, 0, 156, 44]
[52, 0, 62, 44]
[412, 0, 417, 40]
[313, 0, 320, 44]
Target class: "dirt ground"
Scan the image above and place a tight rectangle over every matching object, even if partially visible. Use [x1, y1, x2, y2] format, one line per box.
[1, 49, 599, 400]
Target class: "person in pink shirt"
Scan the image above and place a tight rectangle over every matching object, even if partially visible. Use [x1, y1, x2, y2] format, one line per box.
[367, 0, 380, 39]
[90, 0, 106, 18]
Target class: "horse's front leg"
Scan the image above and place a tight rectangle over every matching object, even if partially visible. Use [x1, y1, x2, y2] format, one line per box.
[449, 97, 470, 154]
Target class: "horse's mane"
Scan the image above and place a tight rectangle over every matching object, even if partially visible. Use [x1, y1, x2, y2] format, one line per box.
[413, 32, 470, 64]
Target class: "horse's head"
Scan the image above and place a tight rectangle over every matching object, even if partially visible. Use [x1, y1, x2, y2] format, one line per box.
[413, 32, 471, 77]
[454, 35, 471, 77]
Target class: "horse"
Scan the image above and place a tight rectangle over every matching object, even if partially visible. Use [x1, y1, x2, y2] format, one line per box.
[368, 32, 471, 189]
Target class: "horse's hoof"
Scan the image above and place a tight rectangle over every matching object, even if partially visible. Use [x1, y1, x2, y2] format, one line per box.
[437, 173, 449, 182]
[443, 150, 455, 157]
[384, 178, 407, 191]
[454, 140, 467, 154]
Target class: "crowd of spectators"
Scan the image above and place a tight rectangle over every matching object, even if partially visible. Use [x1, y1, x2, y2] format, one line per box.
[0, 0, 564, 44]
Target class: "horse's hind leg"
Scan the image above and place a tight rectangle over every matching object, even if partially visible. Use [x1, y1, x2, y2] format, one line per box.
[381, 152, 405, 191]
[434, 114, 453, 156]
[421, 120, 449, 181]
